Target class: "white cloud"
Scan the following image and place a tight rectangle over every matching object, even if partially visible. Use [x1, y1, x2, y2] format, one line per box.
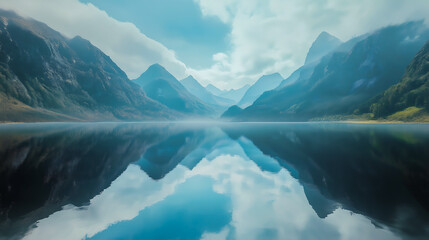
[23, 164, 190, 240]
[192, 155, 398, 240]
[24, 143, 399, 240]
[2, 0, 429, 90]
[0, 0, 188, 79]
[191, 0, 429, 89]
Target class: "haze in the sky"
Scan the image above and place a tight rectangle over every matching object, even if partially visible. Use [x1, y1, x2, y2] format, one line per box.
[1, 0, 429, 89]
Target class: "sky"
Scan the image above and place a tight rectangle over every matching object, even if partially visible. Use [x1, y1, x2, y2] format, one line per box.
[1, 0, 429, 89]
[24, 144, 398, 240]
[80, 0, 231, 70]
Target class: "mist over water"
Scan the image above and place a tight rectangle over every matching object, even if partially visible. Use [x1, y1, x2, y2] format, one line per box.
[1, 122, 429, 240]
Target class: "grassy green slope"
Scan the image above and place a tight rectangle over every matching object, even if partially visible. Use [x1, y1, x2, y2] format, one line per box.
[366, 41, 429, 122]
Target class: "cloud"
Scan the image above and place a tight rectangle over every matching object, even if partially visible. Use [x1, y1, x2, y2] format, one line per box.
[23, 165, 190, 240]
[24, 143, 399, 240]
[190, 155, 398, 240]
[0, 0, 188, 79]
[191, 0, 429, 89]
[2, 0, 429, 90]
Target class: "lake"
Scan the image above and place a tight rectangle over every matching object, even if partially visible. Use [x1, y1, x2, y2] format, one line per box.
[0, 122, 429, 240]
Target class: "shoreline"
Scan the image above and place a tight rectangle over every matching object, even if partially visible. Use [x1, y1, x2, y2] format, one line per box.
[333, 120, 429, 124]
[1, 120, 429, 125]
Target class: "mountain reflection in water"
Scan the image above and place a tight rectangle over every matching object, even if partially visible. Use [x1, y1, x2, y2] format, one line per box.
[0, 123, 428, 240]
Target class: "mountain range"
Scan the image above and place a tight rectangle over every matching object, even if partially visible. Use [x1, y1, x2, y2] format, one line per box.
[228, 21, 429, 121]
[206, 84, 250, 103]
[180, 75, 234, 108]
[0, 9, 283, 121]
[0, 10, 174, 122]
[1, 9, 429, 123]
[237, 73, 283, 108]
[133, 64, 215, 116]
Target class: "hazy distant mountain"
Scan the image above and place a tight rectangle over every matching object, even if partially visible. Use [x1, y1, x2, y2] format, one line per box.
[0, 10, 174, 122]
[237, 73, 283, 108]
[206, 84, 250, 103]
[181, 76, 234, 107]
[221, 105, 243, 119]
[206, 84, 224, 96]
[304, 32, 342, 64]
[364, 41, 429, 121]
[234, 21, 429, 121]
[133, 64, 214, 115]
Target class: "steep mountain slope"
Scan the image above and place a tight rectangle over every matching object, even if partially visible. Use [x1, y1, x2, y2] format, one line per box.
[0, 10, 173, 122]
[277, 33, 363, 90]
[304, 32, 342, 64]
[206, 84, 250, 103]
[205, 84, 224, 96]
[237, 73, 283, 108]
[365, 41, 429, 121]
[181, 75, 234, 107]
[220, 105, 243, 119]
[133, 64, 214, 115]
[236, 21, 429, 121]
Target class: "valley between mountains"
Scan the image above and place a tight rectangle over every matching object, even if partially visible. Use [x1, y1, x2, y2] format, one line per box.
[1, 9, 428, 123]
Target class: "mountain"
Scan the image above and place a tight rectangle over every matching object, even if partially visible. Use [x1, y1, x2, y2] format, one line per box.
[0, 10, 173, 122]
[205, 84, 224, 96]
[237, 73, 283, 108]
[276, 33, 364, 91]
[220, 105, 243, 119]
[206, 84, 250, 103]
[304, 32, 342, 64]
[234, 21, 429, 121]
[276, 32, 342, 90]
[364, 41, 429, 121]
[133, 64, 214, 115]
[180, 76, 234, 107]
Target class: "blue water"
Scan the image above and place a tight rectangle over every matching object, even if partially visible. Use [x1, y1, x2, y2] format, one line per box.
[0, 122, 429, 240]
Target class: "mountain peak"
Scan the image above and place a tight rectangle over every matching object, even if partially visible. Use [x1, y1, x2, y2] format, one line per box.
[237, 73, 284, 108]
[305, 31, 342, 64]
[71, 35, 89, 43]
[180, 76, 235, 107]
[318, 31, 333, 38]
[182, 75, 197, 82]
[136, 63, 170, 79]
[134, 63, 178, 87]
[206, 83, 219, 89]
[180, 75, 204, 88]
[260, 72, 283, 81]
[0, 10, 172, 121]
[146, 63, 166, 72]
[315, 31, 340, 42]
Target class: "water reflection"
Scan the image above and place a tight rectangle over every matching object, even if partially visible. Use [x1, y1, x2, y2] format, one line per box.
[0, 123, 428, 240]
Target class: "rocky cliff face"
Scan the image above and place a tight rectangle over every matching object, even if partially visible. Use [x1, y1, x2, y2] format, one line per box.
[234, 21, 429, 121]
[0, 10, 175, 122]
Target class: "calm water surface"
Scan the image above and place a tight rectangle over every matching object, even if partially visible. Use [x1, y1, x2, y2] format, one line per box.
[0, 122, 429, 240]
